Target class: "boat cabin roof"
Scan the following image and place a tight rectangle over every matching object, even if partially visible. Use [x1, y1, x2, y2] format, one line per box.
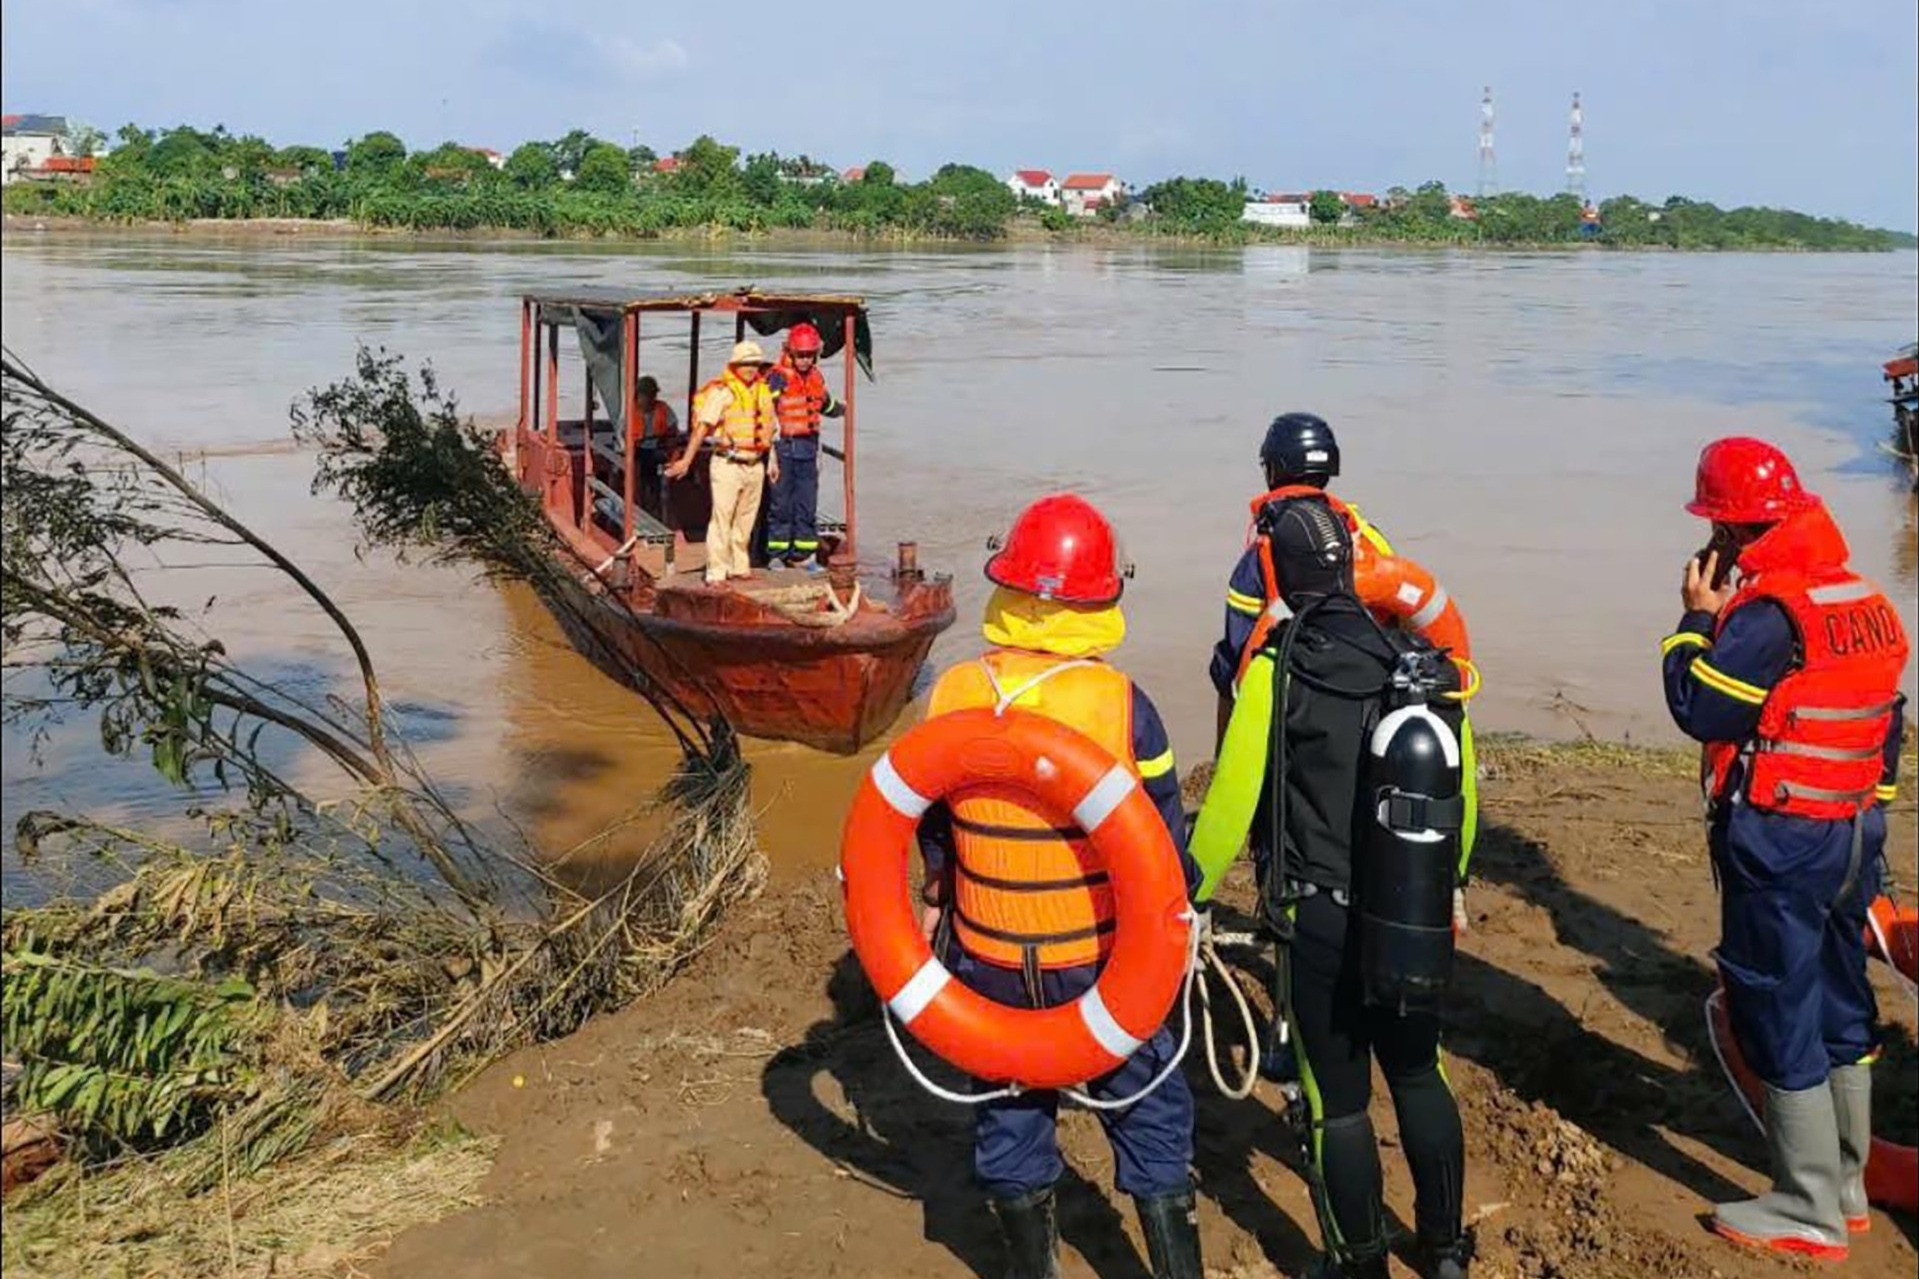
[521, 287, 867, 318]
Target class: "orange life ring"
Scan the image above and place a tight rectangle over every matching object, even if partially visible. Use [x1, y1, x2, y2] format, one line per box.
[1706, 895, 1919, 1218]
[839, 706, 1193, 1090]
[1866, 896, 1919, 983]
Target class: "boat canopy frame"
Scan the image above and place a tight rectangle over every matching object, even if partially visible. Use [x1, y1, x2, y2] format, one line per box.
[515, 287, 875, 572]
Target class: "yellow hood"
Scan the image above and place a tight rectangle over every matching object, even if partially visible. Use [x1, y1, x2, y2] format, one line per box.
[979, 586, 1127, 659]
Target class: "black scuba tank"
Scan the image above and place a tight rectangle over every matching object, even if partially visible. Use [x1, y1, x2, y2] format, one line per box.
[1356, 649, 1464, 1014]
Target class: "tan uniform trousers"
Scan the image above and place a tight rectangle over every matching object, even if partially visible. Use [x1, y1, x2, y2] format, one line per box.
[705, 454, 765, 583]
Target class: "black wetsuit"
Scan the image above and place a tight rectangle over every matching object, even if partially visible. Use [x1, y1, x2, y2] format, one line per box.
[1265, 597, 1466, 1265]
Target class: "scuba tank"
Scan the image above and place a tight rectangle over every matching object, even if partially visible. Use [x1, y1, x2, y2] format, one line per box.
[1357, 648, 1465, 1013]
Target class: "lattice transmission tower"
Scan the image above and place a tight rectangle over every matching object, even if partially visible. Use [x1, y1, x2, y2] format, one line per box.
[1478, 86, 1497, 197]
[1566, 92, 1586, 199]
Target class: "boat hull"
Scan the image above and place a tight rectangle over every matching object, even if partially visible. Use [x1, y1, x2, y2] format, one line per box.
[543, 568, 953, 754]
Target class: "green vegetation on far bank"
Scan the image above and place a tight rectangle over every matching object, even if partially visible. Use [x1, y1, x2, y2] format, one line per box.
[5, 123, 1915, 251]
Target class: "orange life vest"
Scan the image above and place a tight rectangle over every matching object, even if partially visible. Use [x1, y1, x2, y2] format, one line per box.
[1702, 504, 1907, 820]
[927, 649, 1137, 971]
[698, 372, 774, 458]
[631, 400, 675, 444]
[1235, 486, 1475, 689]
[771, 356, 830, 438]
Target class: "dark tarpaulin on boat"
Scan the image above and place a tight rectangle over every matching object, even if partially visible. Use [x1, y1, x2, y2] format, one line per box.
[742, 309, 875, 379]
[568, 305, 628, 434]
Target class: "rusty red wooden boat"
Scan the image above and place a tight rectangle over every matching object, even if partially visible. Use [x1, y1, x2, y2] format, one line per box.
[502, 288, 954, 754]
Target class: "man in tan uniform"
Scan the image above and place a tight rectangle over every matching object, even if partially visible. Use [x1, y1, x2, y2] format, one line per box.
[667, 340, 780, 585]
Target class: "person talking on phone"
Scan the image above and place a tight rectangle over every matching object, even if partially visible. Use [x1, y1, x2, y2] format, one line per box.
[1662, 437, 1908, 1262]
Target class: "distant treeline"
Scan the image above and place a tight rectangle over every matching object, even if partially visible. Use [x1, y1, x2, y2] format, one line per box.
[6, 124, 1914, 251]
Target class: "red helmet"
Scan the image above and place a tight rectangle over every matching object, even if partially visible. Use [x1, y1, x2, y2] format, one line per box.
[985, 493, 1127, 605]
[786, 322, 823, 354]
[1686, 436, 1815, 523]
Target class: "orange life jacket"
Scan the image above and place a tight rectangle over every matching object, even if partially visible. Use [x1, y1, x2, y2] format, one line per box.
[1234, 486, 1476, 689]
[631, 400, 674, 444]
[1702, 504, 1907, 820]
[927, 649, 1137, 971]
[771, 356, 830, 438]
[698, 372, 774, 458]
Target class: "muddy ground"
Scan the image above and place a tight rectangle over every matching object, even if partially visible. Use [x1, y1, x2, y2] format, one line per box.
[374, 742, 1917, 1278]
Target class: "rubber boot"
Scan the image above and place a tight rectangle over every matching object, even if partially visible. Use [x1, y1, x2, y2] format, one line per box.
[1134, 1187, 1203, 1279]
[989, 1186, 1060, 1279]
[1829, 1061, 1873, 1234]
[1711, 1081, 1849, 1261]
[1415, 1231, 1474, 1279]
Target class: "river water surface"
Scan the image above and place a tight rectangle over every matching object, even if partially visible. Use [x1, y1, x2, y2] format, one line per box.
[4, 233, 1914, 877]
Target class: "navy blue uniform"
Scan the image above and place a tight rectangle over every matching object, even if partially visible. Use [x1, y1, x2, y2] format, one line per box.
[762, 367, 837, 560]
[1663, 604, 1905, 1090]
[918, 683, 1199, 1199]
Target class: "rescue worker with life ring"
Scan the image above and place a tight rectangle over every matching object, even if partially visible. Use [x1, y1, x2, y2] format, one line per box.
[761, 322, 843, 567]
[916, 492, 1205, 1279]
[1663, 437, 1908, 1261]
[1196, 493, 1475, 1279]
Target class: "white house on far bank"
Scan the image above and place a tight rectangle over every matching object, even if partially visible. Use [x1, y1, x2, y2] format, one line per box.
[1006, 169, 1060, 205]
[2, 114, 69, 185]
[1060, 172, 1123, 217]
[1242, 194, 1310, 228]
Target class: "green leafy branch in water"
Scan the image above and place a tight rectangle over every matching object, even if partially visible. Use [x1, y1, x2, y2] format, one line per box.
[290, 343, 726, 762]
[0, 350, 764, 1205]
[2, 345, 489, 904]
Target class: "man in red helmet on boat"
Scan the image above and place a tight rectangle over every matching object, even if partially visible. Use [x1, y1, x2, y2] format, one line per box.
[1663, 436, 1908, 1261]
[762, 322, 844, 567]
[916, 493, 1205, 1279]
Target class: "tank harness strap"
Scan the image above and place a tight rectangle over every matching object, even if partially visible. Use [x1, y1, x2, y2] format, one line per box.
[1379, 791, 1466, 833]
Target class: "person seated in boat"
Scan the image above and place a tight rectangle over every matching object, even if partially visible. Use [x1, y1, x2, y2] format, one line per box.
[666, 341, 778, 585]
[631, 375, 680, 517]
[915, 493, 1205, 1279]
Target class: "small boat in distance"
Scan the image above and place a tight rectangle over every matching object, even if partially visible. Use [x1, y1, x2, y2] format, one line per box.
[502, 288, 955, 753]
[1884, 341, 1917, 485]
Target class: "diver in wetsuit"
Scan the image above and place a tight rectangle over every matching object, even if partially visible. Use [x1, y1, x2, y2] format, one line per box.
[1194, 493, 1475, 1279]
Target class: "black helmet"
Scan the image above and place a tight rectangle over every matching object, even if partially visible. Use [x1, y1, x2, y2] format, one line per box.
[1261, 493, 1354, 605]
[1259, 413, 1340, 485]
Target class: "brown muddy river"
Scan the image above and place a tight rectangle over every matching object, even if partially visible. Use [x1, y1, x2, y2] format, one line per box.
[4, 232, 1915, 880]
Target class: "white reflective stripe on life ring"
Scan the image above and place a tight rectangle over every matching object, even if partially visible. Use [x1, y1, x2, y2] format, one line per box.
[1076, 984, 1145, 1060]
[1071, 764, 1137, 834]
[871, 752, 932, 820]
[1408, 585, 1451, 631]
[888, 955, 951, 1026]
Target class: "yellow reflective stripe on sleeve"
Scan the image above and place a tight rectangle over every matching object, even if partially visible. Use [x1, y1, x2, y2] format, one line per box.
[1136, 748, 1175, 780]
[1877, 784, 1899, 802]
[1692, 658, 1769, 706]
[1226, 589, 1264, 616]
[1661, 631, 1711, 656]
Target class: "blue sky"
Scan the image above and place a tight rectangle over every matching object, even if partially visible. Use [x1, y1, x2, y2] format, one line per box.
[4, 0, 1915, 229]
